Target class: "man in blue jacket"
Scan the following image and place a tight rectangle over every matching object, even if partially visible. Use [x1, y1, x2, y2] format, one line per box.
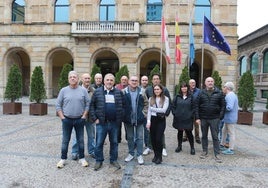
[123, 75, 148, 165]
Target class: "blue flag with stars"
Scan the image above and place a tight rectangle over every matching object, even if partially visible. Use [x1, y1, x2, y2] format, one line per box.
[203, 16, 231, 55]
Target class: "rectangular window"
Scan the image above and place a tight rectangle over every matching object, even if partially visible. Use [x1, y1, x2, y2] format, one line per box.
[261, 90, 268, 98]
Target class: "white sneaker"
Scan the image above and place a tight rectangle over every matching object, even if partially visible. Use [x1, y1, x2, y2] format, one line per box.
[125, 154, 134, 162]
[143, 148, 151, 155]
[162, 148, 168, 157]
[137, 155, 144, 165]
[57, 159, 66, 168]
[79, 158, 89, 167]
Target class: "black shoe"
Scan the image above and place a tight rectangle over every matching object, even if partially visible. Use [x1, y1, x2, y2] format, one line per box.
[190, 148, 195, 155]
[155, 157, 162, 164]
[94, 162, 103, 171]
[71, 154, 78, 160]
[152, 156, 157, 163]
[110, 161, 121, 169]
[175, 146, 182, 153]
[196, 140, 201, 144]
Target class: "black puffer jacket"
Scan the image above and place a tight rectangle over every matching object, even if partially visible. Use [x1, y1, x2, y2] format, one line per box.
[195, 87, 226, 120]
[90, 86, 124, 126]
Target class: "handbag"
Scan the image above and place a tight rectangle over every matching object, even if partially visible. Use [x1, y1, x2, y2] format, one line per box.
[155, 103, 165, 119]
[156, 112, 165, 119]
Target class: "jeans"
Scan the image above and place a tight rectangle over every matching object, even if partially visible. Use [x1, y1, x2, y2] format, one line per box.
[60, 117, 85, 159]
[201, 118, 220, 156]
[221, 123, 235, 150]
[95, 121, 119, 163]
[72, 121, 95, 156]
[143, 119, 150, 148]
[218, 120, 229, 143]
[125, 123, 144, 157]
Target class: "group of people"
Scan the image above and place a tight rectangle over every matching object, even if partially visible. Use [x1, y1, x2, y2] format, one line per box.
[55, 71, 238, 170]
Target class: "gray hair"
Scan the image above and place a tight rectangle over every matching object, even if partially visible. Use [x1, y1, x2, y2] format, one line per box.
[224, 82, 235, 91]
[68, 71, 78, 78]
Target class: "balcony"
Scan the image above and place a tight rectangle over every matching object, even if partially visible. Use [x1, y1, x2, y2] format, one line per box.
[71, 21, 140, 38]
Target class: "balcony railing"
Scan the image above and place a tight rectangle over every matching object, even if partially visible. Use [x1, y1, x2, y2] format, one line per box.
[71, 21, 139, 36]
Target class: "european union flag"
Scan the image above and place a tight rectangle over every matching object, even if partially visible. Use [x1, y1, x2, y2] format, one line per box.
[203, 16, 231, 55]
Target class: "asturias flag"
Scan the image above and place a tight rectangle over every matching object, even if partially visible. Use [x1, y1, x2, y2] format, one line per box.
[203, 16, 231, 55]
[161, 16, 171, 63]
[175, 16, 182, 64]
[189, 19, 195, 66]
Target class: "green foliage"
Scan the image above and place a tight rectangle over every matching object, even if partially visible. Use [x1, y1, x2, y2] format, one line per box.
[90, 64, 101, 84]
[237, 71, 255, 112]
[58, 64, 73, 91]
[115, 65, 129, 84]
[30, 66, 47, 103]
[149, 64, 162, 85]
[4, 64, 23, 102]
[266, 97, 268, 110]
[175, 66, 191, 95]
[211, 70, 222, 90]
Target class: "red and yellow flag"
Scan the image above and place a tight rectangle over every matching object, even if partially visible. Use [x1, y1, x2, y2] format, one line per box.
[175, 16, 182, 64]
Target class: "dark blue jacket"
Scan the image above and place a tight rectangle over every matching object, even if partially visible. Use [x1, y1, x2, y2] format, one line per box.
[123, 87, 148, 125]
[90, 86, 124, 126]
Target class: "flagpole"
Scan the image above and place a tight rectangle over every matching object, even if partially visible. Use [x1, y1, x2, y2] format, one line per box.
[188, 9, 192, 76]
[160, 10, 164, 74]
[201, 15, 205, 89]
[173, 12, 178, 92]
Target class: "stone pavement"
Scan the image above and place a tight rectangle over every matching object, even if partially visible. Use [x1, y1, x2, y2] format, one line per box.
[0, 98, 268, 188]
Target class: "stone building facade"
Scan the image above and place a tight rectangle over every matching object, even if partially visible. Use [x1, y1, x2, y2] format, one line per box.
[238, 24, 268, 100]
[0, 0, 238, 98]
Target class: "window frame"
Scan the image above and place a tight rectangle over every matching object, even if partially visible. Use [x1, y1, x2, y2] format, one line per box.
[146, 0, 162, 22]
[194, 0, 211, 23]
[12, 0, 25, 23]
[54, 0, 70, 23]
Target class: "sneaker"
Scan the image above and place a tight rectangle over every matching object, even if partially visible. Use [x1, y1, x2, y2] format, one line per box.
[89, 153, 95, 159]
[222, 149, 234, 155]
[162, 148, 167, 157]
[137, 155, 144, 165]
[71, 154, 79, 160]
[125, 154, 134, 162]
[143, 148, 151, 155]
[79, 158, 89, 167]
[94, 162, 103, 171]
[110, 161, 121, 169]
[57, 159, 66, 168]
[224, 143, 229, 148]
[220, 145, 226, 151]
[215, 155, 223, 163]
[200, 152, 208, 159]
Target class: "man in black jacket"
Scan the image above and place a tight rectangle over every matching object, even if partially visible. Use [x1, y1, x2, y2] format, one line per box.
[90, 73, 124, 171]
[195, 77, 226, 163]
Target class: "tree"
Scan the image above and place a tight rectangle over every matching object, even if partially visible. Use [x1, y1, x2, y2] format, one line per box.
[58, 64, 73, 91]
[90, 64, 101, 84]
[237, 71, 255, 112]
[149, 64, 162, 85]
[4, 64, 22, 102]
[211, 70, 222, 90]
[115, 65, 129, 84]
[30, 66, 47, 103]
[175, 66, 190, 95]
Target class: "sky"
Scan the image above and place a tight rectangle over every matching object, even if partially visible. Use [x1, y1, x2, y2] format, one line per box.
[237, 0, 268, 38]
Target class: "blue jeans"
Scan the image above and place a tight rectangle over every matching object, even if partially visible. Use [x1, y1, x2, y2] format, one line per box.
[95, 121, 119, 163]
[72, 121, 95, 156]
[126, 123, 144, 157]
[218, 120, 229, 143]
[60, 117, 85, 159]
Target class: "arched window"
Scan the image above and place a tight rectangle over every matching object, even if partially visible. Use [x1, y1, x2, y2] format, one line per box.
[250, 53, 259, 75]
[240, 56, 247, 76]
[194, 0, 211, 23]
[100, 0, 115, 21]
[12, 0, 25, 23]
[54, 0, 69, 22]
[263, 50, 268, 73]
[147, 0, 162, 22]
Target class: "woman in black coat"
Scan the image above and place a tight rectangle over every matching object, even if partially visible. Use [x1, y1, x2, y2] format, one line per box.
[172, 82, 195, 155]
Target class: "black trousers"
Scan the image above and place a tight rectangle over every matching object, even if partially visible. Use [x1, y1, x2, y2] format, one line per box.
[150, 116, 166, 158]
